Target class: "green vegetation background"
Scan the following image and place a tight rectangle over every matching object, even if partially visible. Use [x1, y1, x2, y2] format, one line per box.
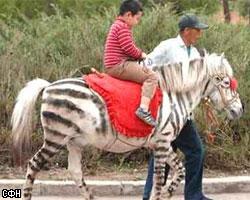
[0, 0, 249, 172]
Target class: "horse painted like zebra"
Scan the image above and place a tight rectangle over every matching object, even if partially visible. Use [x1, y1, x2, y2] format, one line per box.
[11, 53, 243, 200]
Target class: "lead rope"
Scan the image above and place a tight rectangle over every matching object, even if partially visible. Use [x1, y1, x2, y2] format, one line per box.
[202, 97, 219, 144]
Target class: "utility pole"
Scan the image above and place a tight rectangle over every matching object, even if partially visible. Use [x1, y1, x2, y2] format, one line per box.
[248, 7, 250, 26]
[222, 0, 231, 23]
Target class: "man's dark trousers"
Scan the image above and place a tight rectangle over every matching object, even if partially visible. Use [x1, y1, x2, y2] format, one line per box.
[142, 120, 205, 200]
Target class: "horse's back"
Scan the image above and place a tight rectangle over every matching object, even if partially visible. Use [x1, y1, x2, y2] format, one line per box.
[40, 78, 111, 141]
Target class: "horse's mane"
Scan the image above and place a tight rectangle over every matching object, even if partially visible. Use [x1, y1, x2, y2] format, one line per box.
[154, 58, 206, 92]
[154, 53, 233, 93]
[205, 53, 233, 77]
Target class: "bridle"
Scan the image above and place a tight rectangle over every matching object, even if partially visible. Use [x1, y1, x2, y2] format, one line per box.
[210, 74, 239, 109]
[202, 74, 239, 144]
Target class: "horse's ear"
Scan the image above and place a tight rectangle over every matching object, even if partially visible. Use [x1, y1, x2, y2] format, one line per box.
[220, 52, 225, 64]
[198, 48, 207, 57]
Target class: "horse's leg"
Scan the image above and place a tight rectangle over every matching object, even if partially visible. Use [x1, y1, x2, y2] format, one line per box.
[162, 147, 185, 198]
[23, 131, 70, 200]
[149, 138, 185, 200]
[67, 142, 93, 200]
[150, 141, 171, 200]
[23, 144, 57, 199]
[23, 152, 41, 200]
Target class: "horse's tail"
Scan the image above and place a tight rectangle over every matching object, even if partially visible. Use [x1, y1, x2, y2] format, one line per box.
[11, 78, 51, 159]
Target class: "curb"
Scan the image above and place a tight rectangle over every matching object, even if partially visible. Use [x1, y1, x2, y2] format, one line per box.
[1, 176, 250, 196]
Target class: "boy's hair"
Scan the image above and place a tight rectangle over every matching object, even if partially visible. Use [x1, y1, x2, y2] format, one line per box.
[119, 0, 143, 16]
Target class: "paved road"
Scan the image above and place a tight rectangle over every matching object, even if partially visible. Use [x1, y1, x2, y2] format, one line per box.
[9, 193, 248, 200]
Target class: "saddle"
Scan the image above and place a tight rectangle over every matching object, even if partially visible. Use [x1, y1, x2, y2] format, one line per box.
[84, 73, 162, 138]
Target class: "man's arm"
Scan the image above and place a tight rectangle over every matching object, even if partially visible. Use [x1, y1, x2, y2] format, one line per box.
[145, 41, 169, 67]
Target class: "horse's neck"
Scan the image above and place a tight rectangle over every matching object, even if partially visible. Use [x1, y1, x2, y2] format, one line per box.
[157, 71, 207, 114]
[153, 59, 210, 132]
[158, 79, 207, 128]
[163, 88, 203, 113]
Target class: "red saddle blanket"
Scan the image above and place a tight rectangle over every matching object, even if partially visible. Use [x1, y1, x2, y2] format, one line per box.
[84, 73, 162, 138]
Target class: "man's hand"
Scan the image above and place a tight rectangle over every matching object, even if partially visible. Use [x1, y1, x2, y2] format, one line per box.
[141, 52, 147, 59]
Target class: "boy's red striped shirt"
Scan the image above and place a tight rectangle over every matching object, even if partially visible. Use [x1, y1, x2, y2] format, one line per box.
[104, 18, 142, 67]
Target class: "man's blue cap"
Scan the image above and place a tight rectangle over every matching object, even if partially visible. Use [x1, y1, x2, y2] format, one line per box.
[178, 14, 209, 30]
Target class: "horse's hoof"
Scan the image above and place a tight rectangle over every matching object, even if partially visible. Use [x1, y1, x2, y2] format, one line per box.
[161, 191, 173, 199]
[90, 193, 94, 200]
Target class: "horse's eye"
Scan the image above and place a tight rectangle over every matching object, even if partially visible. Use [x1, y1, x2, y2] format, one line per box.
[222, 77, 231, 88]
[214, 76, 221, 82]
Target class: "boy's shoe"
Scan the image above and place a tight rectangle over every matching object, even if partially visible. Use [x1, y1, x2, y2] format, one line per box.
[135, 107, 157, 127]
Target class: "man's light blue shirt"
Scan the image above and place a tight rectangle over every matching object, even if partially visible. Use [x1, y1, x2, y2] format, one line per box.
[146, 35, 201, 83]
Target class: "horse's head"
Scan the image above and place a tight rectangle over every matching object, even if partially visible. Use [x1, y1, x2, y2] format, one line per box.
[204, 53, 243, 120]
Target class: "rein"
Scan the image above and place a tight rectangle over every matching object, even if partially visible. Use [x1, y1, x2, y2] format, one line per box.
[216, 84, 239, 109]
[202, 97, 219, 126]
[209, 74, 239, 109]
[202, 97, 219, 144]
[202, 74, 239, 144]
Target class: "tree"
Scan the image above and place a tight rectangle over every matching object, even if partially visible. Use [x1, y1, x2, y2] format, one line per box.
[222, 0, 231, 23]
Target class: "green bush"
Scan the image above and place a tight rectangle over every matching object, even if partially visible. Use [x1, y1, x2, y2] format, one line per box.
[0, 0, 221, 23]
[237, 0, 250, 18]
[144, 0, 220, 15]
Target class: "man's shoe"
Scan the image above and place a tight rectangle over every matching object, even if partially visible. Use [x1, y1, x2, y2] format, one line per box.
[201, 196, 214, 200]
[142, 198, 149, 200]
[135, 107, 157, 127]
